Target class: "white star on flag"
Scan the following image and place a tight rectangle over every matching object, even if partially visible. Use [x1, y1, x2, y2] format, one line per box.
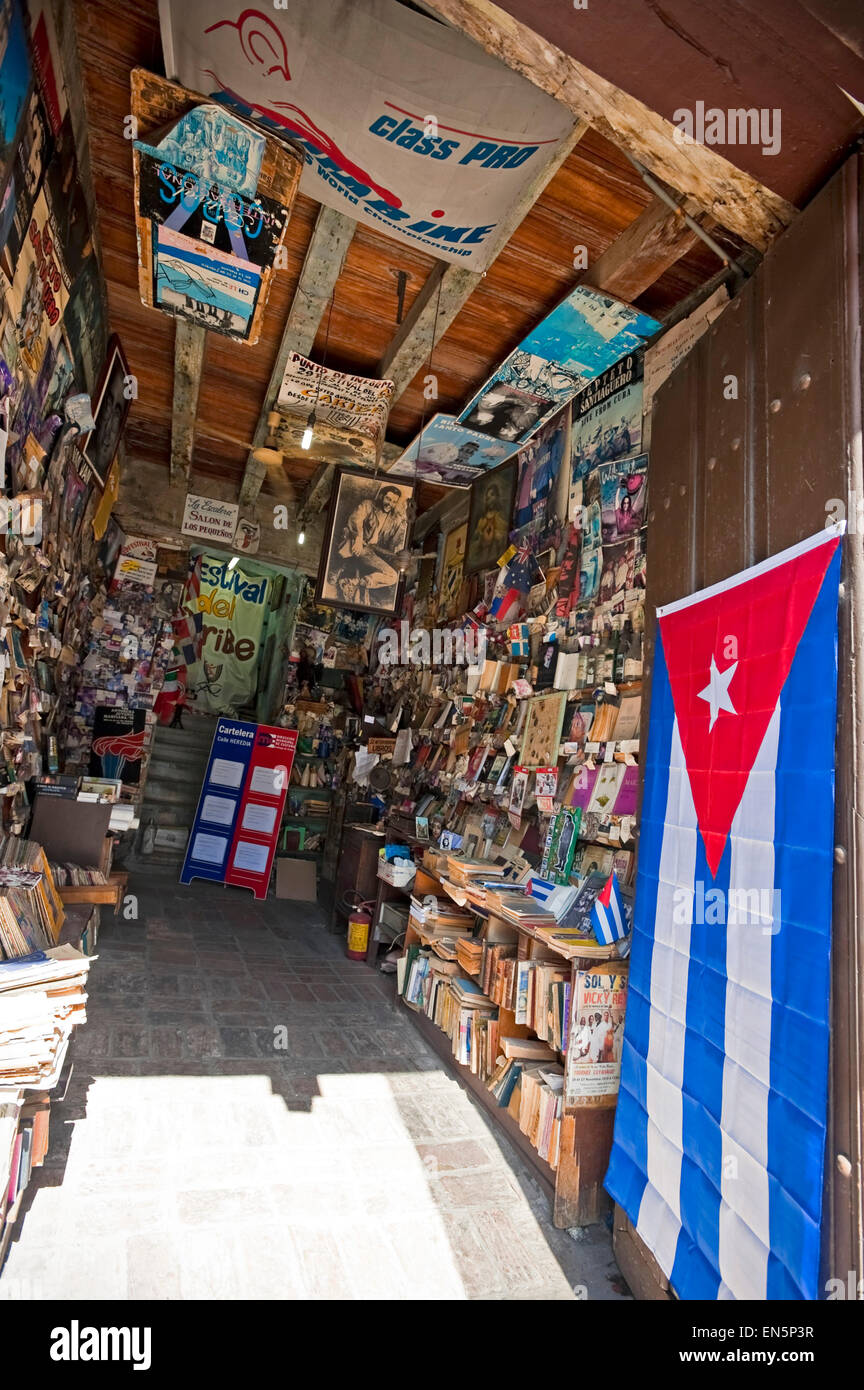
[698, 655, 738, 731]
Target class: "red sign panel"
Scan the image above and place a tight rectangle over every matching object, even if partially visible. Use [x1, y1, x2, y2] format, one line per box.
[224, 725, 297, 899]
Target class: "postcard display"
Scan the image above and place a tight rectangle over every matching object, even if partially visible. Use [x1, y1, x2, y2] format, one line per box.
[0, 0, 127, 836]
[356, 291, 658, 1219]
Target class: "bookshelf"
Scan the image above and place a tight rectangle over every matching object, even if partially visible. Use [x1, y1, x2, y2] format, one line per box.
[389, 848, 621, 1225]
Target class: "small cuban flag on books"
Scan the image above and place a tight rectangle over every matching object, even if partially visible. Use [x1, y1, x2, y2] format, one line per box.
[590, 871, 628, 945]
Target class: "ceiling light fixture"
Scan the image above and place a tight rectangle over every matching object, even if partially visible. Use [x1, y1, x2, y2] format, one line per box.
[227, 556, 239, 571]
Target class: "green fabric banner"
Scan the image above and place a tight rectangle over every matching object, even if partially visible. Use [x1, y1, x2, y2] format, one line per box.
[186, 555, 269, 714]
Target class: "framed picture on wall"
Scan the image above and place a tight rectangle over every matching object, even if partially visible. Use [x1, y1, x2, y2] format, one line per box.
[79, 335, 131, 490]
[465, 459, 517, 576]
[439, 521, 468, 621]
[316, 467, 414, 616]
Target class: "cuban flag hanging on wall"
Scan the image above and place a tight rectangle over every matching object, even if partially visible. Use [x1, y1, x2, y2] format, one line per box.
[605, 524, 844, 1301]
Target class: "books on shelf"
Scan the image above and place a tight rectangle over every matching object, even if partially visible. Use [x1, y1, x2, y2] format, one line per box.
[455, 937, 483, 976]
[408, 895, 475, 938]
[518, 1064, 565, 1168]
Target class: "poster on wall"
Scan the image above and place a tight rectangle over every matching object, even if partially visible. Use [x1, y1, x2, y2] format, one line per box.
[88, 705, 147, 786]
[2, 188, 68, 384]
[277, 353, 393, 452]
[461, 289, 659, 447]
[1, 87, 52, 267]
[439, 522, 468, 621]
[571, 353, 643, 481]
[185, 554, 269, 714]
[564, 965, 628, 1108]
[642, 284, 728, 420]
[389, 414, 516, 487]
[113, 535, 158, 589]
[131, 70, 301, 344]
[598, 454, 648, 542]
[181, 492, 239, 544]
[465, 461, 516, 575]
[159, 0, 573, 272]
[0, 1, 32, 193]
[316, 468, 412, 616]
[513, 407, 569, 535]
[180, 717, 298, 899]
[79, 336, 131, 489]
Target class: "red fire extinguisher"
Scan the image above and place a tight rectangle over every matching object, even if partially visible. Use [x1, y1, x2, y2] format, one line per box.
[344, 894, 375, 961]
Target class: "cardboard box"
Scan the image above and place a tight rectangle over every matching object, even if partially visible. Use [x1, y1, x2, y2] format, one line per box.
[275, 857, 317, 901]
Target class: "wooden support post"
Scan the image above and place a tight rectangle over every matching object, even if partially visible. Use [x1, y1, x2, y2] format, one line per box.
[170, 321, 206, 484]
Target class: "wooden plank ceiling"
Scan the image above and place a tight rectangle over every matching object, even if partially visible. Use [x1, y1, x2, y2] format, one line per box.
[73, 0, 748, 519]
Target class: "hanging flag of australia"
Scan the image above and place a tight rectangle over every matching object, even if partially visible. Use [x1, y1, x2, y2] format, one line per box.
[605, 524, 844, 1300]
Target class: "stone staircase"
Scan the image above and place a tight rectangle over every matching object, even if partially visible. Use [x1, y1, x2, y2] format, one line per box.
[135, 715, 216, 866]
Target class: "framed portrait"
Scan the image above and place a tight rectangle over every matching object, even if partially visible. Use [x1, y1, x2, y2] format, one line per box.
[79, 335, 131, 490]
[316, 467, 414, 616]
[465, 459, 517, 576]
[439, 522, 467, 621]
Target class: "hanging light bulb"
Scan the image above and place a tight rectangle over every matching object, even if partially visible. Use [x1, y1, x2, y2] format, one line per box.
[301, 409, 316, 450]
[227, 555, 239, 571]
[298, 528, 306, 546]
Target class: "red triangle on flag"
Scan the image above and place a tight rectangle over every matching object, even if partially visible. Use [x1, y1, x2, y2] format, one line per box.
[658, 534, 840, 877]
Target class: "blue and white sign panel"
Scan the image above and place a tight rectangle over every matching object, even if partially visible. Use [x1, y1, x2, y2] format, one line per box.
[180, 717, 256, 886]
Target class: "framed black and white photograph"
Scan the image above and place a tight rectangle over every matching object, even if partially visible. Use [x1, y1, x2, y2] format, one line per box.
[465, 459, 517, 576]
[79, 335, 131, 490]
[316, 468, 414, 616]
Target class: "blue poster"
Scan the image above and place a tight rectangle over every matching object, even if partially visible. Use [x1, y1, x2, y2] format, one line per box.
[180, 717, 256, 886]
[460, 287, 660, 447]
[389, 413, 517, 486]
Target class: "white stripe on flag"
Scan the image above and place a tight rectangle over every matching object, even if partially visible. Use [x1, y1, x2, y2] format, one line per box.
[637, 718, 698, 1276]
[595, 902, 611, 943]
[718, 703, 780, 1299]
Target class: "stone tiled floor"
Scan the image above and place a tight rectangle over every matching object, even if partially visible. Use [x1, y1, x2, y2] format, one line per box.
[1, 872, 628, 1301]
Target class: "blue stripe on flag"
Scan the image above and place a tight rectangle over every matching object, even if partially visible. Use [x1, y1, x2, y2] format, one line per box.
[605, 630, 675, 1225]
[766, 544, 840, 1299]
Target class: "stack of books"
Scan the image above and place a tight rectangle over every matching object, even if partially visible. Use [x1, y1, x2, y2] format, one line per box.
[447, 978, 498, 1076]
[455, 936, 483, 976]
[0, 867, 64, 959]
[0, 838, 64, 960]
[0, 946, 93, 1089]
[408, 896, 475, 940]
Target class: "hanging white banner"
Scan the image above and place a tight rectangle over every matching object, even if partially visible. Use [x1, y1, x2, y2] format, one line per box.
[158, 0, 573, 270]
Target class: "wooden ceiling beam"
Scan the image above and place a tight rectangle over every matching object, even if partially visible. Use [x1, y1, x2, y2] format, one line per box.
[238, 205, 356, 508]
[378, 119, 590, 403]
[170, 320, 206, 484]
[424, 0, 796, 251]
[578, 195, 707, 303]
